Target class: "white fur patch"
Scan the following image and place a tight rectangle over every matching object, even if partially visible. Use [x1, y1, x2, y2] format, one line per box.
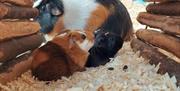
[57, 32, 68, 37]
[33, 0, 43, 8]
[79, 39, 94, 52]
[45, 32, 67, 41]
[44, 34, 53, 41]
[62, 0, 98, 30]
[77, 31, 86, 36]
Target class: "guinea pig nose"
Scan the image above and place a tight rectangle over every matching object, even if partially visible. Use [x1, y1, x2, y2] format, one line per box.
[81, 34, 86, 40]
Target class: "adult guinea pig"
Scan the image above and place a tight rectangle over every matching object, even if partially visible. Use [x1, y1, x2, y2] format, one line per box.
[34, 0, 133, 67]
[86, 0, 133, 67]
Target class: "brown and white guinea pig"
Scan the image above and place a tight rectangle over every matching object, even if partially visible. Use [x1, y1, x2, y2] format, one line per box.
[31, 30, 88, 81]
[35, 0, 133, 67]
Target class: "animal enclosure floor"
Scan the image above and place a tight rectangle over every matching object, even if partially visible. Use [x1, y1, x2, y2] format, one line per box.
[0, 42, 179, 91]
[0, 1, 179, 91]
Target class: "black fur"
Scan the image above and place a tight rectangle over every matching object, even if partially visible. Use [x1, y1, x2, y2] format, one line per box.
[86, 0, 133, 67]
[35, 0, 64, 33]
[86, 31, 124, 67]
[96, 0, 133, 39]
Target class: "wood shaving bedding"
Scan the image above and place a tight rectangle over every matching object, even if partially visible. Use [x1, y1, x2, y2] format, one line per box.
[0, 42, 179, 91]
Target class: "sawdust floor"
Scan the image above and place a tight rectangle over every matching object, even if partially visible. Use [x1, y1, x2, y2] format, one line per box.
[0, 42, 179, 91]
[0, 2, 179, 91]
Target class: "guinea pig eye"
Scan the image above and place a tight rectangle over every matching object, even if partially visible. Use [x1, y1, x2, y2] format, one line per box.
[49, 3, 62, 16]
[94, 31, 97, 34]
[49, 6, 62, 16]
[51, 8, 62, 16]
[94, 29, 101, 36]
[104, 32, 109, 36]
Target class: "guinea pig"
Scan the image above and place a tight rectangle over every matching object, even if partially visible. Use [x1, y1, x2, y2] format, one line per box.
[31, 31, 88, 81]
[86, 30, 124, 67]
[86, 0, 133, 67]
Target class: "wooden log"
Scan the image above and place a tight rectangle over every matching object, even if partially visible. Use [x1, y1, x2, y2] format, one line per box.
[0, 21, 40, 41]
[146, 2, 180, 16]
[0, 0, 33, 7]
[144, 0, 180, 2]
[0, 33, 44, 62]
[136, 29, 180, 58]
[137, 12, 180, 35]
[0, 52, 32, 84]
[131, 38, 180, 86]
[0, 3, 39, 19]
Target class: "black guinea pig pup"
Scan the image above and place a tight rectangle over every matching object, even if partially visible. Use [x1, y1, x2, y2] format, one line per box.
[86, 0, 133, 67]
[86, 30, 124, 67]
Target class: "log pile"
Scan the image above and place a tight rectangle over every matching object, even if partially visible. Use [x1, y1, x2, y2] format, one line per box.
[131, 0, 180, 86]
[0, 0, 44, 84]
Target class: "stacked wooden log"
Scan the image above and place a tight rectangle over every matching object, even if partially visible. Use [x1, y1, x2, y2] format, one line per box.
[131, 0, 180, 86]
[0, 0, 44, 84]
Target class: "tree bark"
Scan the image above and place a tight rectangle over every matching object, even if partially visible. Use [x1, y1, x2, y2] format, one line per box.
[136, 29, 180, 58]
[131, 38, 180, 86]
[137, 12, 180, 35]
[0, 33, 44, 62]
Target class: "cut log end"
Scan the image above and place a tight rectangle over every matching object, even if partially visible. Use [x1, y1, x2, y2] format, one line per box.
[146, 2, 180, 16]
[137, 12, 180, 36]
[0, 3, 39, 19]
[0, 52, 32, 85]
[136, 29, 180, 58]
[131, 38, 180, 86]
[0, 33, 45, 62]
[0, 21, 41, 41]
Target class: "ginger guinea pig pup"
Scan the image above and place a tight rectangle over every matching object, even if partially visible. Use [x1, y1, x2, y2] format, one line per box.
[31, 31, 88, 81]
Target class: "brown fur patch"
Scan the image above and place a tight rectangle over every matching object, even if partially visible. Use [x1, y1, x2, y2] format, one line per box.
[32, 42, 72, 81]
[85, 4, 110, 41]
[31, 31, 89, 81]
[31, 49, 49, 69]
[48, 16, 65, 38]
[33, 58, 71, 81]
